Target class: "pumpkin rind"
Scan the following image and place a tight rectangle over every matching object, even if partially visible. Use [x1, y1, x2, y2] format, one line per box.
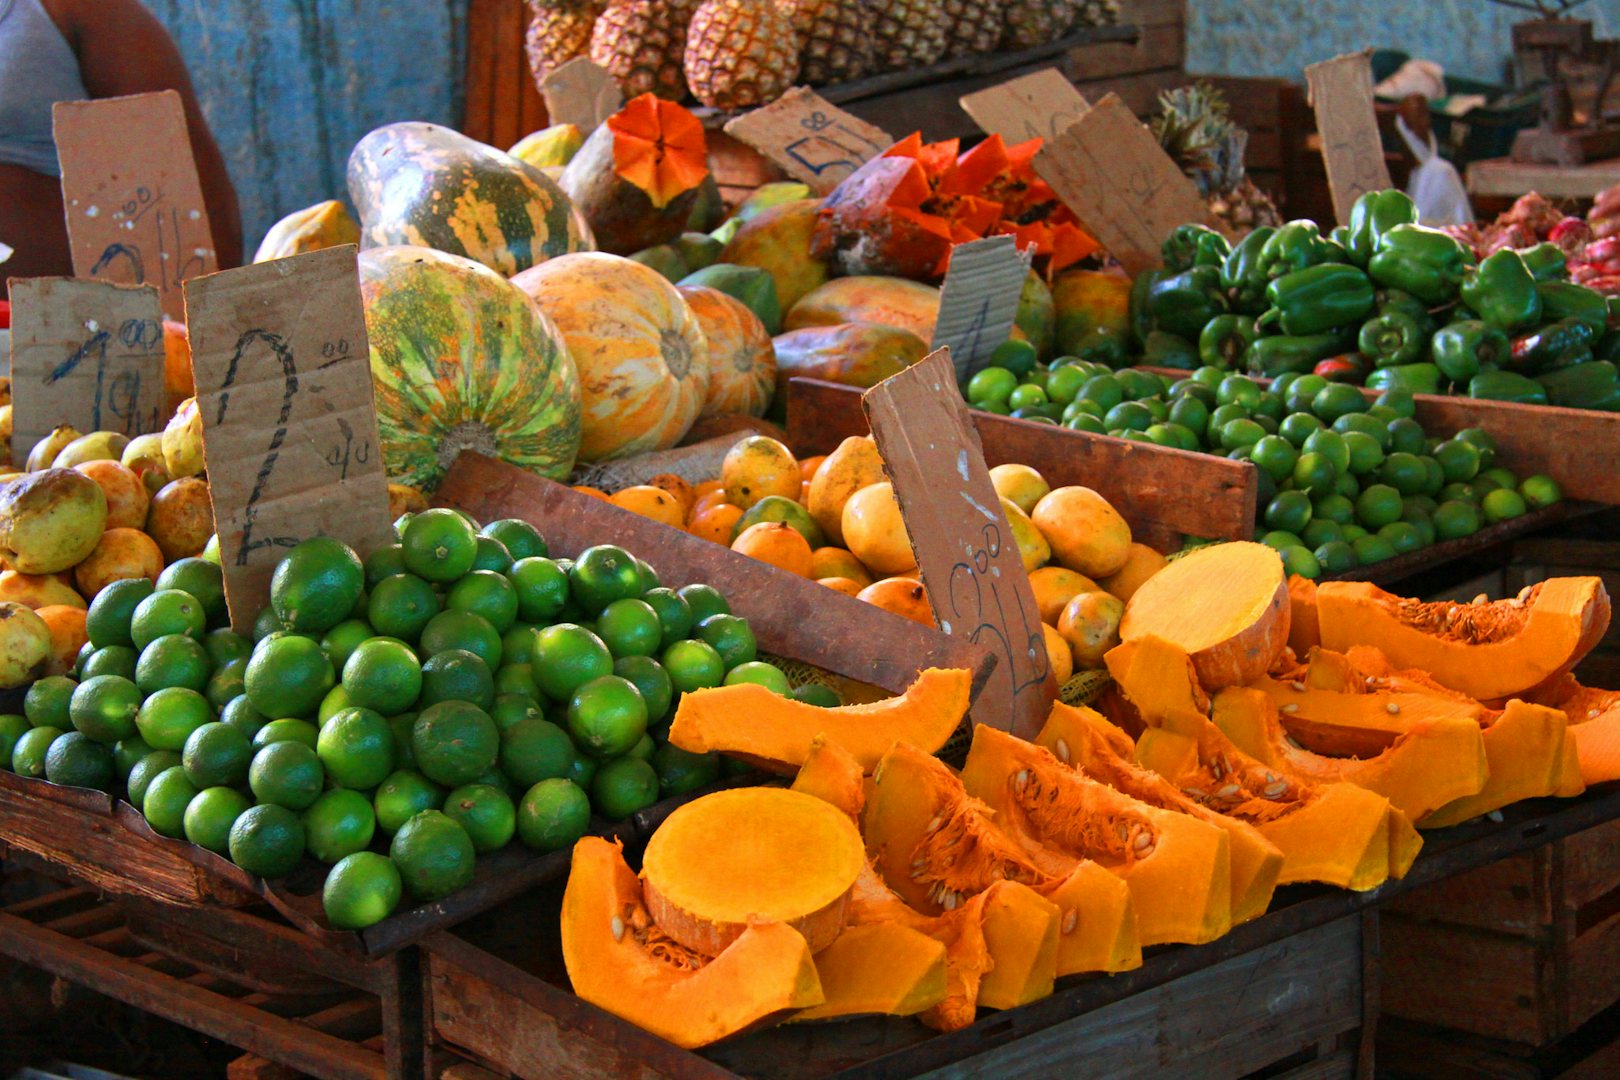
[347, 122, 590, 276]
[358, 245, 582, 491]
[678, 284, 776, 419]
[513, 252, 710, 461]
[560, 837, 824, 1049]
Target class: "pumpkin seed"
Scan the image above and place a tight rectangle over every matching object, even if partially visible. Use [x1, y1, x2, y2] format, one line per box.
[926, 816, 943, 834]
[1472, 593, 1488, 605]
[1062, 910, 1078, 935]
[1290, 680, 1306, 691]
[1263, 781, 1288, 797]
[1182, 786, 1207, 798]
[1386, 702, 1401, 714]
[610, 915, 625, 942]
[1054, 738, 1071, 764]
[1133, 831, 1153, 851]
[1280, 702, 1299, 714]
[1217, 783, 1240, 798]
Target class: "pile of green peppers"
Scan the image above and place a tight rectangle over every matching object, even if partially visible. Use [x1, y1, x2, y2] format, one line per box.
[1125, 189, 1620, 411]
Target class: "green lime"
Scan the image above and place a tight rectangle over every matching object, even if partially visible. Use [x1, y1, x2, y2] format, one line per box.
[1279, 546, 1321, 580]
[252, 716, 318, 750]
[318, 683, 353, 726]
[472, 536, 514, 575]
[419, 649, 495, 710]
[1313, 540, 1358, 575]
[1261, 530, 1303, 552]
[443, 783, 516, 853]
[303, 788, 376, 863]
[184, 786, 251, 854]
[412, 700, 500, 787]
[1355, 484, 1404, 530]
[1248, 435, 1298, 483]
[510, 558, 569, 624]
[490, 693, 543, 733]
[1520, 475, 1562, 509]
[1299, 518, 1343, 550]
[636, 589, 693, 650]
[1401, 509, 1437, 546]
[1440, 482, 1478, 504]
[141, 766, 200, 837]
[253, 607, 288, 641]
[205, 658, 248, 711]
[676, 584, 729, 624]
[1312, 493, 1357, 526]
[82, 646, 137, 682]
[1283, 374, 1329, 413]
[516, 778, 592, 851]
[612, 656, 673, 724]
[156, 558, 228, 628]
[569, 545, 643, 616]
[651, 743, 721, 797]
[322, 851, 402, 930]
[365, 545, 408, 588]
[499, 716, 576, 788]
[1482, 487, 1527, 523]
[966, 367, 1017, 407]
[1217, 374, 1262, 410]
[1456, 427, 1497, 469]
[790, 683, 842, 708]
[1311, 383, 1369, 423]
[991, 339, 1038, 377]
[25, 676, 76, 730]
[494, 663, 539, 700]
[1277, 412, 1323, 448]
[1104, 401, 1154, 433]
[634, 557, 661, 594]
[662, 639, 726, 694]
[182, 721, 251, 787]
[1379, 452, 1428, 497]
[482, 519, 548, 562]
[446, 571, 519, 634]
[373, 769, 445, 834]
[566, 753, 597, 790]
[1217, 417, 1265, 451]
[1377, 522, 1426, 555]
[566, 676, 647, 758]
[1351, 534, 1398, 564]
[246, 634, 336, 720]
[1434, 499, 1482, 540]
[1387, 417, 1428, 456]
[125, 749, 179, 807]
[249, 740, 325, 810]
[590, 757, 660, 821]
[531, 624, 613, 702]
[86, 578, 154, 649]
[130, 590, 207, 651]
[341, 638, 423, 716]
[320, 619, 374, 672]
[390, 809, 476, 901]
[501, 625, 539, 668]
[695, 614, 756, 669]
[1342, 431, 1385, 476]
[1432, 439, 1481, 483]
[70, 675, 142, 743]
[318, 707, 396, 790]
[367, 574, 442, 643]
[595, 598, 662, 659]
[0, 714, 31, 769]
[1301, 429, 1350, 475]
[1333, 412, 1390, 448]
[136, 633, 210, 694]
[1482, 466, 1518, 491]
[420, 610, 503, 670]
[229, 803, 306, 878]
[1376, 388, 1416, 418]
[401, 508, 478, 583]
[217, 697, 266, 744]
[1340, 524, 1369, 544]
[1264, 493, 1314, 539]
[44, 731, 114, 790]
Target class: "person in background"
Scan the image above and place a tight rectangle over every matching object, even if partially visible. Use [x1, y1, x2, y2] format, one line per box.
[0, 0, 242, 286]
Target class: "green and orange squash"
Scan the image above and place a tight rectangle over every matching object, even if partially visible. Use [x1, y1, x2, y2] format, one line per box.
[678, 285, 776, 419]
[252, 200, 360, 263]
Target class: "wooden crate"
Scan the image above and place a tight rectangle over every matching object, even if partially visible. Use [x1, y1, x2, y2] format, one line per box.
[784, 377, 1259, 551]
[1379, 818, 1620, 1050]
[1509, 523, 1620, 689]
[1065, 0, 1187, 117]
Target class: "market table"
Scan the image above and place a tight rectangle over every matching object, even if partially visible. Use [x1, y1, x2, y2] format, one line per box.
[1466, 156, 1620, 201]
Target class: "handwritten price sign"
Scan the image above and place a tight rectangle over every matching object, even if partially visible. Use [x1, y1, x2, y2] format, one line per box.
[724, 88, 893, 195]
[55, 91, 216, 320]
[1306, 52, 1393, 224]
[864, 350, 1056, 739]
[932, 236, 1031, 382]
[539, 57, 623, 134]
[183, 246, 392, 629]
[6, 277, 167, 465]
[960, 68, 1091, 144]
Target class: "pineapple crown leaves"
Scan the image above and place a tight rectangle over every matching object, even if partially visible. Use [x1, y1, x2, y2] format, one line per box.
[1151, 81, 1249, 198]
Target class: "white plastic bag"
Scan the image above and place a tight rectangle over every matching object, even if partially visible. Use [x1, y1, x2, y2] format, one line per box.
[1396, 114, 1472, 226]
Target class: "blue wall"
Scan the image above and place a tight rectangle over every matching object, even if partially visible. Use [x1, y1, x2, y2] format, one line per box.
[145, 0, 469, 254]
[1188, 0, 1615, 84]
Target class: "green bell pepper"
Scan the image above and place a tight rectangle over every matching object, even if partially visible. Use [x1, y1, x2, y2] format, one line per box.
[1377, 288, 1437, 336]
[1244, 331, 1351, 377]
[1128, 269, 1165, 346]
[1258, 220, 1348, 279]
[1460, 248, 1542, 333]
[1220, 226, 1275, 314]
[1142, 265, 1227, 341]
[1367, 224, 1473, 305]
[1358, 310, 1426, 367]
[1073, 325, 1130, 368]
[1331, 225, 1354, 251]
[1367, 362, 1443, 395]
[1162, 224, 1230, 272]
[1535, 281, 1610, 334]
[1536, 360, 1620, 410]
[1447, 304, 1481, 324]
[1430, 320, 1510, 384]
[1469, 370, 1549, 405]
[1198, 314, 1259, 369]
[1256, 263, 1376, 336]
[1345, 189, 1418, 267]
[1597, 331, 1620, 364]
[1509, 317, 1599, 373]
[1143, 330, 1199, 370]
[1520, 242, 1568, 282]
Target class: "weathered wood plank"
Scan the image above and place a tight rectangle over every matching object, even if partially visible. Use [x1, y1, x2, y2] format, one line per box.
[1381, 914, 1552, 1045]
[1562, 820, 1620, 913]
[1382, 849, 1552, 937]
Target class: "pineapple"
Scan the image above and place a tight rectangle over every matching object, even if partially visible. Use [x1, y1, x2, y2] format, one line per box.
[1151, 83, 1283, 233]
[685, 0, 800, 110]
[1002, 0, 1076, 49]
[783, 0, 874, 85]
[1073, 0, 1122, 30]
[864, 0, 948, 72]
[590, 0, 697, 100]
[941, 0, 1004, 57]
[525, 0, 604, 82]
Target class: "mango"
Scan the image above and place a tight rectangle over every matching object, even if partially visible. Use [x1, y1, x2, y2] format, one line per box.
[785, 277, 939, 343]
[711, 181, 812, 243]
[121, 433, 171, 494]
[75, 459, 150, 530]
[26, 426, 81, 473]
[771, 322, 927, 412]
[74, 527, 164, 598]
[163, 320, 193, 415]
[807, 435, 887, 547]
[147, 477, 213, 562]
[0, 569, 85, 610]
[675, 231, 724, 273]
[1053, 269, 1132, 356]
[52, 431, 128, 469]
[718, 199, 830, 315]
[36, 604, 88, 677]
[0, 602, 52, 689]
[628, 244, 690, 283]
[0, 469, 107, 574]
[161, 397, 206, 479]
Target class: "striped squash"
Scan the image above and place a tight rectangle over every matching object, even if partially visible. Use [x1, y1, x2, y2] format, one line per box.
[678, 285, 775, 419]
[513, 253, 709, 462]
[358, 245, 581, 490]
[348, 122, 592, 277]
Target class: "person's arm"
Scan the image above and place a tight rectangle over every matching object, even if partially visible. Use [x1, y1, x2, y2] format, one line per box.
[48, 0, 244, 268]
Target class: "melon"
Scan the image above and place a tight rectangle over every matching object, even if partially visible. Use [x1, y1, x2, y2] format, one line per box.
[678, 285, 775, 419]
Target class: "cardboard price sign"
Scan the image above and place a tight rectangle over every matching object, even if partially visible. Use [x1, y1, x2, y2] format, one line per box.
[54, 91, 216, 320]
[724, 88, 892, 195]
[1033, 93, 1213, 277]
[960, 68, 1091, 144]
[183, 246, 392, 629]
[5, 277, 166, 465]
[863, 350, 1056, 739]
[1306, 52, 1393, 225]
[931, 236, 1031, 381]
[540, 57, 624, 134]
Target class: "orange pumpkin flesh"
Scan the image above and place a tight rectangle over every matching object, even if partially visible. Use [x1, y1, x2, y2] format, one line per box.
[961, 726, 1234, 947]
[560, 838, 823, 1049]
[1105, 633, 1214, 736]
[1316, 578, 1611, 702]
[794, 923, 947, 1022]
[1534, 677, 1620, 786]
[1420, 701, 1583, 829]
[789, 734, 867, 822]
[668, 666, 971, 773]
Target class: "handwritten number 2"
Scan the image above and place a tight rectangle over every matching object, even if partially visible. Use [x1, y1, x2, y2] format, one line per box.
[217, 329, 300, 564]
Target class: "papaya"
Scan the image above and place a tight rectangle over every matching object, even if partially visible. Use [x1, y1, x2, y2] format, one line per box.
[717, 199, 830, 314]
[785, 277, 940, 342]
[1054, 269, 1133, 355]
[252, 200, 361, 264]
[509, 123, 584, 169]
[628, 244, 690, 282]
[771, 322, 927, 406]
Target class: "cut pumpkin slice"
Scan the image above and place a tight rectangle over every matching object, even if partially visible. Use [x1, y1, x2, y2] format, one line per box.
[1421, 701, 1584, 828]
[1036, 701, 1282, 925]
[976, 882, 1061, 1012]
[794, 923, 946, 1021]
[1288, 574, 1321, 656]
[1534, 676, 1620, 786]
[1134, 717, 1421, 890]
[790, 734, 867, 822]
[960, 725, 1233, 947]
[560, 838, 823, 1049]
[668, 667, 971, 773]
[1316, 577, 1611, 702]
[1212, 685, 1488, 825]
[1251, 664, 1489, 760]
[1104, 634, 1213, 737]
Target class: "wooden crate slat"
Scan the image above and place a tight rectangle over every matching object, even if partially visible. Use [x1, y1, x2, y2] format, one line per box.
[1567, 907, 1620, 1036]
[1271, 1048, 1357, 1080]
[1562, 820, 1620, 914]
[1403, 396, 1620, 506]
[1066, 22, 1184, 83]
[1382, 849, 1552, 937]
[1381, 914, 1553, 1045]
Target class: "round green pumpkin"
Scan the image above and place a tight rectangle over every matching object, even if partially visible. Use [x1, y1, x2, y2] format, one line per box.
[359, 245, 582, 491]
[348, 122, 593, 277]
